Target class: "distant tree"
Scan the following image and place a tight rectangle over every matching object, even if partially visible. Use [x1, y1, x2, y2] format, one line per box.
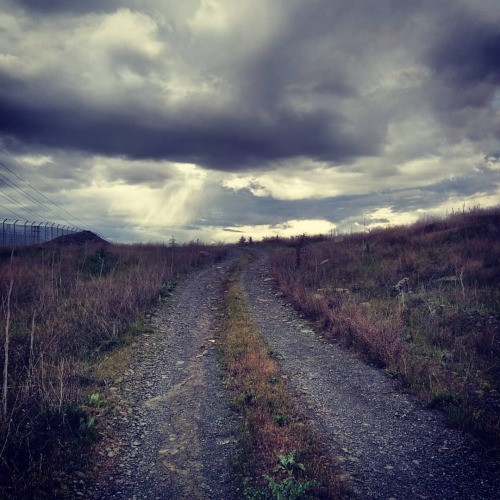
[238, 236, 247, 246]
[248, 236, 253, 245]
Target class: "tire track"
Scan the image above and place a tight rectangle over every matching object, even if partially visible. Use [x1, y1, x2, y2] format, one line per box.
[84, 254, 240, 499]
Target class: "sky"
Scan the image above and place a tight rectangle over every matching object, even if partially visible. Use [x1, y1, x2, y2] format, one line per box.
[0, 0, 499, 243]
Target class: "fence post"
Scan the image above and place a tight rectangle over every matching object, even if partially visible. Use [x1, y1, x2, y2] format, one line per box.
[13, 220, 18, 246]
[0, 220, 94, 246]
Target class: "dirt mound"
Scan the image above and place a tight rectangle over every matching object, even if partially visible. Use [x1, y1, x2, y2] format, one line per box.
[48, 230, 108, 246]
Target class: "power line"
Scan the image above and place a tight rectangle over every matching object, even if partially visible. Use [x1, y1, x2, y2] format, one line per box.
[0, 157, 83, 227]
[0, 170, 69, 224]
[0, 151, 89, 229]
[0, 202, 24, 219]
[0, 187, 43, 220]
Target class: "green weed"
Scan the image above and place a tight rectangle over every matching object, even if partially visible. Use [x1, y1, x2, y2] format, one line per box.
[272, 413, 289, 426]
[159, 280, 176, 300]
[244, 452, 321, 500]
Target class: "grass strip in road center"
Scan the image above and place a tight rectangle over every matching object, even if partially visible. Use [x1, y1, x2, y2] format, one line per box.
[218, 255, 346, 499]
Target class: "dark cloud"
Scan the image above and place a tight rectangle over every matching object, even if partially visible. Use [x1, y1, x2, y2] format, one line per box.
[3, 0, 497, 172]
[10, 0, 123, 14]
[1, 0, 440, 172]
[1, 0, 499, 242]
[0, 73, 375, 170]
[426, 16, 500, 90]
[423, 6, 500, 141]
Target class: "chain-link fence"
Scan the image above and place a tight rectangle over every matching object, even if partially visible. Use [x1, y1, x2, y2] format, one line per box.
[1, 220, 82, 247]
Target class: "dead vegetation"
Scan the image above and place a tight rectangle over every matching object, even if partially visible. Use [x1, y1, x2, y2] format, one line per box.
[0, 241, 225, 498]
[219, 255, 344, 498]
[268, 206, 500, 455]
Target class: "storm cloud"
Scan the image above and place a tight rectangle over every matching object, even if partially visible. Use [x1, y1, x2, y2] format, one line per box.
[0, 0, 499, 241]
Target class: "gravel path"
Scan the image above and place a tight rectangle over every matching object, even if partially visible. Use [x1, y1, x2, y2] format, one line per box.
[241, 249, 500, 499]
[81, 248, 499, 499]
[84, 255, 240, 499]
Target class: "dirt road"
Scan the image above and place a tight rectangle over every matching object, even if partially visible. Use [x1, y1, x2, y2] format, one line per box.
[84, 254, 240, 499]
[242, 249, 500, 499]
[84, 249, 499, 499]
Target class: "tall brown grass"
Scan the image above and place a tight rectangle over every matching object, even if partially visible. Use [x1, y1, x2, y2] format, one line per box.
[268, 207, 500, 454]
[0, 240, 226, 498]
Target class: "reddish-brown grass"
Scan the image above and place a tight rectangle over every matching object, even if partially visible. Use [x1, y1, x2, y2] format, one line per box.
[219, 256, 344, 498]
[0, 241, 226, 498]
[268, 206, 500, 454]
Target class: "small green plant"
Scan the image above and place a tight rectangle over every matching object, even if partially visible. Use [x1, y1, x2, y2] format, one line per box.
[78, 415, 99, 443]
[267, 375, 278, 384]
[130, 321, 154, 336]
[243, 390, 257, 405]
[243, 479, 269, 500]
[263, 475, 320, 500]
[244, 452, 320, 499]
[429, 390, 456, 408]
[273, 412, 289, 426]
[65, 405, 99, 444]
[274, 451, 304, 474]
[89, 393, 101, 406]
[268, 349, 283, 361]
[159, 280, 176, 300]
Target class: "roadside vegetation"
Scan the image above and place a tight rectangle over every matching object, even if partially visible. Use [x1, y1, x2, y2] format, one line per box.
[268, 206, 500, 455]
[219, 255, 345, 499]
[0, 238, 225, 498]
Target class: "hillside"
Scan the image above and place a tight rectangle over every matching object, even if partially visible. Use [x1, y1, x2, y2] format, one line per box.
[47, 230, 108, 246]
[269, 206, 500, 453]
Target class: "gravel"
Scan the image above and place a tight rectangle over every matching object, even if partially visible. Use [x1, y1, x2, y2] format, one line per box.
[82, 254, 240, 499]
[78, 247, 499, 499]
[241, 249, 500, 500]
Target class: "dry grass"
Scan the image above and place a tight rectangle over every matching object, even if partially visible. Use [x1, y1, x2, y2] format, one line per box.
[219, 255, 345, 498]
[268, 206, 500, 455]
[0, 241, 226, 498]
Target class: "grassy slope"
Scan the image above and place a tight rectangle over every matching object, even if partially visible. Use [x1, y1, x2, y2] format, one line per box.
[268, 207, 500, 454]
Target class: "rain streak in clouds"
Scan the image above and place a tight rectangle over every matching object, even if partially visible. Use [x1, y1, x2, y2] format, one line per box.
[0, 0, 499, 242]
